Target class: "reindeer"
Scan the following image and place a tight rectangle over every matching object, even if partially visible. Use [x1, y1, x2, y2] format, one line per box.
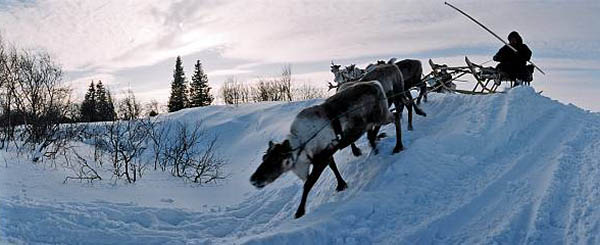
[330, 61, 426, 154]
[328, 62, 364, 90]
[330, 59, 426, 132]
[394, 59, 427, 104]
[250, 81, 393, 218]
[358, 62, 426, 153]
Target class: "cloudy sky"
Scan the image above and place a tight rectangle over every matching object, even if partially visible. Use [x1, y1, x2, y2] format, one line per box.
[1, 0, 599, 111]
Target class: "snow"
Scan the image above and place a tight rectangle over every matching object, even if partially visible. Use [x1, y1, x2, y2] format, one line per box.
[1, 87, 599, 244]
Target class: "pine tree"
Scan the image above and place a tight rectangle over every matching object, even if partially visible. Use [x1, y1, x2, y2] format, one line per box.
[168, 56, 188, 112]
[188, 60, 214, 107]
[95, 81, 115, 121]
[80, 81, 96, 122]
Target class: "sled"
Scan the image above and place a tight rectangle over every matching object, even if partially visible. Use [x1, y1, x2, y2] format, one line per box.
[421, 56, 534, 95]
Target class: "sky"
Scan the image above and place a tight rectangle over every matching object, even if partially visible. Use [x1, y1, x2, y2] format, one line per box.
[0, 0, 599, 111]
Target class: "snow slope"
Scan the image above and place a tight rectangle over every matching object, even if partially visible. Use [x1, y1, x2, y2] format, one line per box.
[1, 87, 599, 244]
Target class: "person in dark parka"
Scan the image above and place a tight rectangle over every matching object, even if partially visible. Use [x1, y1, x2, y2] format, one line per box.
[493, 31, 533, 82]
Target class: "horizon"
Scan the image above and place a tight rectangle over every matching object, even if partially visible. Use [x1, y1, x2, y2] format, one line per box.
[1, 0, 598, 111]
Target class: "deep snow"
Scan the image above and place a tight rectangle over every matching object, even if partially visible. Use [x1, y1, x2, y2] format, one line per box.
[1, 87, 599, 244]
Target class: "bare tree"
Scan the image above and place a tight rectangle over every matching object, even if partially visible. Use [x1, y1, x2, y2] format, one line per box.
[2, 48, 74, 160]
[117, 89, 141, 120]
[0, 36, 17, 148]
[280, 64, 293, 101]
[221, 77, 250, 105]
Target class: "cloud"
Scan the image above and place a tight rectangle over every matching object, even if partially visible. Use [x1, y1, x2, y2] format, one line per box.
[0, 0, 225, 72]
[3, 1, 598, 70]
[1, 0, 599, 110]
[207, 68, 252, 77]
[3, 0, 598, 74]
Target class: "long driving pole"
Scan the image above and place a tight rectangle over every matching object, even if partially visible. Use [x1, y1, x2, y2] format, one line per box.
[444, 2, 545, 75]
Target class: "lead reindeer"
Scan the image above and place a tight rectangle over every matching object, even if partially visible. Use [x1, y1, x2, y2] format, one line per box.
[250, 81, 393, 218]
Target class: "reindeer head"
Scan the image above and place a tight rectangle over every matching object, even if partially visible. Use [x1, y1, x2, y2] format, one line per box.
[345, 64, 364, 81]
[250, 139, 294, 188]
[330, 62, 347, 85]
[330, 61, 341, 73]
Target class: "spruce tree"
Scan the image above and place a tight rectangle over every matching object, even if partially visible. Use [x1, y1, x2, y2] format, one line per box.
[188, 60, 214, 107]
[80, 81, 96, 122]
[105, 89, 116, 120]
[167, 56, 188, 112]
[95, 81, 115, 121]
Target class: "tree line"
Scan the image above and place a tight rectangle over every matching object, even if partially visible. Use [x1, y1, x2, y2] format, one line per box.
[78, 56, 215, 122]
[220, 64, 326, 105]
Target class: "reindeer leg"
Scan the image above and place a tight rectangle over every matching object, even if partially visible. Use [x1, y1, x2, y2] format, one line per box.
[405, 93, 414, 131]
[350, 143, 362, 156]
[328, 157, 347, 192]
[392, 99, 404, 154]
[408, 94, 427, 117]
[367, 125, 381, 154]
[420, 85, 428, 103]
[295, 162, 327, 219]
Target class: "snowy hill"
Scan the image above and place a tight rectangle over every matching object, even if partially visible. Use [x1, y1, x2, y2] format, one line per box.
[1, 87, 599, 244]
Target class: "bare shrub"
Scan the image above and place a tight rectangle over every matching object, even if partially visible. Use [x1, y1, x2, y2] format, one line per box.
[292, 83, 327, 101]
[144, 100, 160, 117]
[39, 123, 88, 163]
[101, 119, 149, 183]
[142, 117, 171, 170]
[63, 147, 102, 183]
[162, 122, 227, 184]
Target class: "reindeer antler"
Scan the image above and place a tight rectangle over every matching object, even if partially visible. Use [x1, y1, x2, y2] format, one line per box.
[327, 81, 339, 91]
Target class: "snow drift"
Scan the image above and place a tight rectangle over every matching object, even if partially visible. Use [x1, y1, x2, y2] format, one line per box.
[1, 87, 599, 244]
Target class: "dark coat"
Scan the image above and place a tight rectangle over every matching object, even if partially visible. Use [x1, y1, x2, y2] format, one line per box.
[493, 42, 532, 80]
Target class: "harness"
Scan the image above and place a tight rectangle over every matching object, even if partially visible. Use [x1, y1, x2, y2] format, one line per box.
[289, 116, 344, 168]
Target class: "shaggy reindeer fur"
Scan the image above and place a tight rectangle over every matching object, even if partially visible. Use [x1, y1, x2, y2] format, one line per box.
[330, 59, 427, 132]
[395, 59, 427, 104]
[358, 63, 426, 153]
[250, 81, 392, 218]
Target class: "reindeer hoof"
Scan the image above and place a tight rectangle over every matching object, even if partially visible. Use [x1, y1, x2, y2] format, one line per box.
[408, 125, 414, 131]
[373, 148, 380, 155]
[336, 182, 348, 192]
[295, 209, 305, 219]
[351, 147, 362, 157]
[392, 146, 404, 154]
[377, 133, 387, 139]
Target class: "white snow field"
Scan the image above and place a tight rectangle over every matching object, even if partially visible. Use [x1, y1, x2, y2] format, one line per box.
[1, 86, 599, 244]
